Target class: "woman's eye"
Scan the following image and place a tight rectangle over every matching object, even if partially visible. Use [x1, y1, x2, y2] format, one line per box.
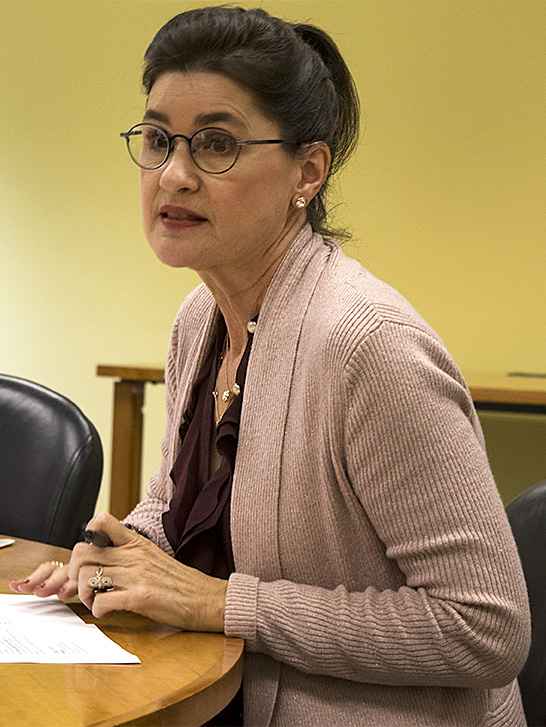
[201, 133, 237, 154]
[144, 129, 168, 150]
[212, 138, 230, 153]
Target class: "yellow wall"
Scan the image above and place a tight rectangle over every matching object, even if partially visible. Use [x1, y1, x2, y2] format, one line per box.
[1, 0, 545, 513]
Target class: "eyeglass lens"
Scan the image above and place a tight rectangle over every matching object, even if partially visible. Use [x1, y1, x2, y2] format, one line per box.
[125, 124, 241, 174]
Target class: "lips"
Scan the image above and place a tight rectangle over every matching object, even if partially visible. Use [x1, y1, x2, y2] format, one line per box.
[159, 205, 206, 222]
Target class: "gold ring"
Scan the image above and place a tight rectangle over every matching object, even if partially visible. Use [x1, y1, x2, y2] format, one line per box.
[50, 561, 65, 568]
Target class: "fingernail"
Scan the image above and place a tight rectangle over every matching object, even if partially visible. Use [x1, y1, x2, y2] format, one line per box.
[20, 579, 30, 585]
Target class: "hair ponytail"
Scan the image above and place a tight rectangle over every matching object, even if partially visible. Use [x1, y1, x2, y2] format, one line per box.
[291, 23, 360, 238]
[292, 23, 360, 176]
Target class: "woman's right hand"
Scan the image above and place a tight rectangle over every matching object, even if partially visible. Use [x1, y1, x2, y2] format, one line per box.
[9, 559, 78, 600]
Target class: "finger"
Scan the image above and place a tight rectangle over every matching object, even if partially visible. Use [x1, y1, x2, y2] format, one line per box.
[69, 537, 122, 581]
[68, 542, 94, 582]
[9, 560, 69, 596]
[84, 512, 132, 548]
[9, 561, 64, 592]
[79, 566, 100, 610]
[56, 579, 79, 601]
[78, 565, 121, 611]
[91, 588, 131, 619]
[34, 561, 71, 597]
[8, 578, 34, 593]
[68, 547, 122, 587]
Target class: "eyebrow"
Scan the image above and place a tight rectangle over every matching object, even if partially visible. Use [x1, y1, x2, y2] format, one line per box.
[195, 111, 247, 131]
[142, 109, 170, 125]
[142, 108, 247, 133]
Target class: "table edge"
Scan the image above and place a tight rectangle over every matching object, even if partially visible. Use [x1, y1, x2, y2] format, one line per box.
[91, 640, 244, 727]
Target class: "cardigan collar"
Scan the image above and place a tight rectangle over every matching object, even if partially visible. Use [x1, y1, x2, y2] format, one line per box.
[231, 225, 336, 580]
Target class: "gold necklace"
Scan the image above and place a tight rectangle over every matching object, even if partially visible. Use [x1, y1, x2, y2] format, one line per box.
[212, 335, 241, 425]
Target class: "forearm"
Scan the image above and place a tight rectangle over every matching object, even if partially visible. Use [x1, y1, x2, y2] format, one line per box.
[225, 572, 530, 688]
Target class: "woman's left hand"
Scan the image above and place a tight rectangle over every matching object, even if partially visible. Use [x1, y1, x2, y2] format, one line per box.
[71, 512, 227, 632]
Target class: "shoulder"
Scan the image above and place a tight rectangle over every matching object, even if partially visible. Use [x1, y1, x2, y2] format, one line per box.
[164, 283, 217, 392]
[173, 282, 215, 328]
[308, 242, 446, 364]
[281, 247, 477, 462]
[299, 242, 473, 415]
[169, 283, 216, 349]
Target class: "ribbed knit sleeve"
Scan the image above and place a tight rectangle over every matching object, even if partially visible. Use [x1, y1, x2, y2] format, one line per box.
[224, 319, 531, 689]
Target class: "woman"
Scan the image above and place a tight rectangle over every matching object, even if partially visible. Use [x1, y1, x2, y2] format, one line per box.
[11, 7, 530, 726]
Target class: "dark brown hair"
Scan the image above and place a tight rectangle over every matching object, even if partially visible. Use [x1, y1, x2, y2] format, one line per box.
[143, 6, 360, 240]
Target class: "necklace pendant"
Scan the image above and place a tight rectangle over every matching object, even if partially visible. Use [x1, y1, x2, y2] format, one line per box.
[232, 383, 241, 396]
[221, 389, 231, 403]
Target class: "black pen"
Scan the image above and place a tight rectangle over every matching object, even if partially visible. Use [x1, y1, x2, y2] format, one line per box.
[84, 529, 114, 548]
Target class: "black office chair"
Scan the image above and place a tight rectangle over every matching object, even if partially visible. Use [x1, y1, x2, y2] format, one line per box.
[0, 374, 103, 549]
[506, 480, 546, 727]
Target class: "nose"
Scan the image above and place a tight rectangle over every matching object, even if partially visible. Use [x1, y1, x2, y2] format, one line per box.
[159, 138, 200, 193]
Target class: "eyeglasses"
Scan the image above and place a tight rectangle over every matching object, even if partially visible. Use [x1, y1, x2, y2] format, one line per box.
[120, 123, 292, 174]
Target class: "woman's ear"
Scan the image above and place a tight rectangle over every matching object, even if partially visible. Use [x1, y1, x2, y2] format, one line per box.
[294, 142, 331, 204]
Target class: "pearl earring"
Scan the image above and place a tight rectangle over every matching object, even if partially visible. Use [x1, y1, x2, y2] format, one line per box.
[295, 196, 306, 209]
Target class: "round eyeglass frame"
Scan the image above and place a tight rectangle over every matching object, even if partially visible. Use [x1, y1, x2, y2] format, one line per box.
[120, 123, 293, 175]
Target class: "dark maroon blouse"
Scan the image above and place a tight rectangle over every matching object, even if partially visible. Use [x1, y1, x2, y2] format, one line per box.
[162, 318, 254, 579]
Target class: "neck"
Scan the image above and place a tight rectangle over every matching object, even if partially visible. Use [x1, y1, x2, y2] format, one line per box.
[200, 219, 304, 357]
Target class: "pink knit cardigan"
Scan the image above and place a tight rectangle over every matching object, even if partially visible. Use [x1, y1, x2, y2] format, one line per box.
[126, 226, 530, 726]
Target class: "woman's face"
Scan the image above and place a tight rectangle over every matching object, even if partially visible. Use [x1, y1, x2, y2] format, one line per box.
[140, 71, 306, 276]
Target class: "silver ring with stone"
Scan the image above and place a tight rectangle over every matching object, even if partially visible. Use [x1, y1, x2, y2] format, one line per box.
[87, 565, 113, 593]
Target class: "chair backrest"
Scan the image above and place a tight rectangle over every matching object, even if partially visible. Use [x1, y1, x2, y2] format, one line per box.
[0, 374, 103, 549]
[506, 480, 546, 727]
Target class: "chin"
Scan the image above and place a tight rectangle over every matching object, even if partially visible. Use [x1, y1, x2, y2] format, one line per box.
[147, 237, 195, 269]
[153, 250, 193, 269]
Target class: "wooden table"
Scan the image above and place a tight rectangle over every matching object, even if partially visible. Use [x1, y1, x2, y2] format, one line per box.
[465, 371, 546, 413]
[98, 365, 546, 519]
[0, 537, 243, 727]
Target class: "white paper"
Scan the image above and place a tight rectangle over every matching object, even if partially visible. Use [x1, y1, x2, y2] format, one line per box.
[0, 595, 140, 664]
